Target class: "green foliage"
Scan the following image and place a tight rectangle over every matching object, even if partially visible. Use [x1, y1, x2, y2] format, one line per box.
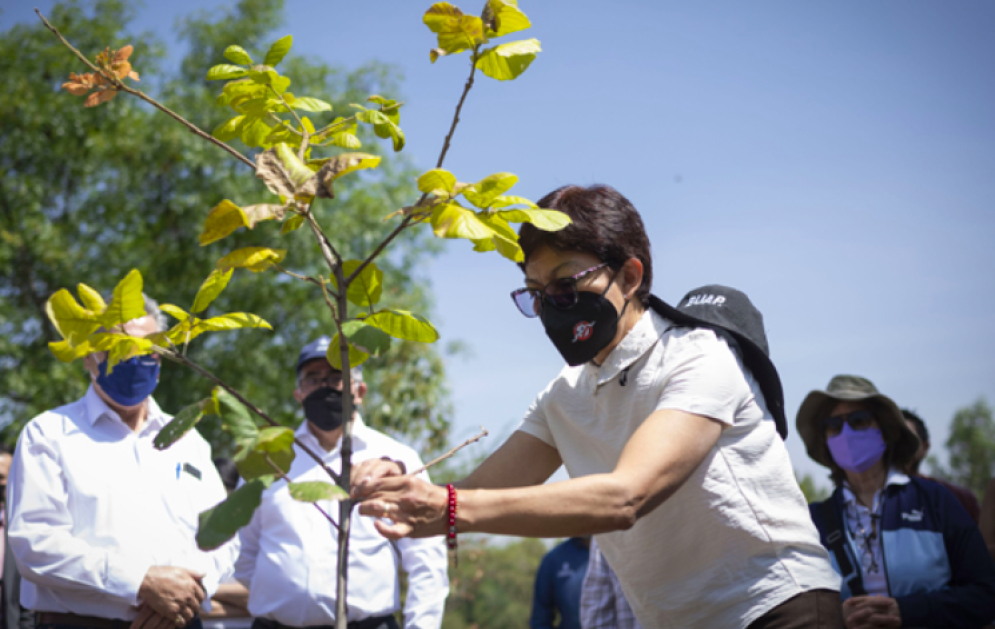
[0, 0, 454, 458]
[441, 537, 547, 629]
[153, 398, 210, 450]
[796, 472, 830, 503]
[197, 475, 275, 550]
[288, 480, 349, 502]
[929, 398, 995, 500]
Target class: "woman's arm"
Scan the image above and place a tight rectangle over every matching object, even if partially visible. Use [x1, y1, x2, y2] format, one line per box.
[353, 408, 722, 539]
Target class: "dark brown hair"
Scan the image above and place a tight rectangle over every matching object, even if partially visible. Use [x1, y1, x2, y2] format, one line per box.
[518, 185, 653, 306]
[818, 399, 909, 486]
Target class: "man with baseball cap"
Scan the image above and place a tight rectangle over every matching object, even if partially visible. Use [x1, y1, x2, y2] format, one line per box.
[232, 336, 448, 629]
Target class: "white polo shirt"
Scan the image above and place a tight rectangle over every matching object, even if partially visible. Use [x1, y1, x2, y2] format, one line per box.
[8, 385, 237, 620]
[519, 308, 840, 628]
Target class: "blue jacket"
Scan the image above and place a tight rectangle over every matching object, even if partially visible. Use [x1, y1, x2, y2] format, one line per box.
[530, 537, 590, 629]
[810, 476, 995, 628]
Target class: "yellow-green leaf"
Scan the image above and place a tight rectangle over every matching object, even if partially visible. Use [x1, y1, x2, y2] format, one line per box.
[341, 320, 391, 356]
[102, 334, 154, 373]
[497, 208, 572, 231]
[424, 5, 485, 55]
[483, 0, 531, 37]
[488, 194, 537, 210]
[263, 35, 293, 67]
[212, 115, 246, 141]
[48, 338, 92, 362]
[99, 269, 145, 329]
[291, 97, 332, 113]
[200, 200, 247, 246]
[475, 38, 541, 81]
[46, 289, 99, 345]
[197, 476, 274, 550]
[206, 64, 248, 81]
[281, 214, 305, 234]
[366, 310, 439, 343]
[477, 213, 524, 261]
[288, 481, 348, 502]
[197, 312, 272, 332]
[191, 268, 234, 314]
[417, 169, 457, 196]
[77, 283, 106, 313]
[224, 45, 253, 65]
[326, 333, 370, 370]
[159, 303, 189, 321]
[330, 260, 383, 307]
[424, 3, 464, 33]
[461, 172, 517, 208]
[217, 247, 287, 272]
[430, 203, 495, 240]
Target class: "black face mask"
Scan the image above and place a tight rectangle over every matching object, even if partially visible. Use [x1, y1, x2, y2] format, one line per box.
[540, 275, 628, 366]
[303, 386, 344, 432]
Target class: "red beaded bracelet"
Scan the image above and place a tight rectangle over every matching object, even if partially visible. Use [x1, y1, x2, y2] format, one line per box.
[446, 483, 458, 567]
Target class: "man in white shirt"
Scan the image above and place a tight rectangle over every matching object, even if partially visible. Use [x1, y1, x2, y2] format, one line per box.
[233, 337, 448, 629]
[7, 297, 238, 629]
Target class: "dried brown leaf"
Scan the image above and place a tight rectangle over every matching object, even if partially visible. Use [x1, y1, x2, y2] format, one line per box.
[62, 82, 90, 96]
[254, 149, 297, 199]
[114, 45, 134, 62]
[128, 71, 140, 81]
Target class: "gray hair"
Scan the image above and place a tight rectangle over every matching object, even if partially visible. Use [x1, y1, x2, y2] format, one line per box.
[143, 293, 168, 332]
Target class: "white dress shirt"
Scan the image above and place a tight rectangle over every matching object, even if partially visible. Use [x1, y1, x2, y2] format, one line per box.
[8, 385, 238, 620]
[234, 419, 448, 629]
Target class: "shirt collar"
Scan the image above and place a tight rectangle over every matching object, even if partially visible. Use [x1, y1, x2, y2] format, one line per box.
[83, 383, 167, 430]
[294, 413, 369, 456]
[588, 308, 668, 386]
[842, 467, 910, 506]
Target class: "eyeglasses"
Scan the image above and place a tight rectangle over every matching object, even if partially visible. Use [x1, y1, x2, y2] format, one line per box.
[821, 410, 876, 437]
[510, 263, 612, 318]
[299, 373, 343, 390]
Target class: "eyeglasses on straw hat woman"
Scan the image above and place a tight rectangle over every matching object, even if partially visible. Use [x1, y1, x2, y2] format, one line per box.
[798, 375, 995, 629]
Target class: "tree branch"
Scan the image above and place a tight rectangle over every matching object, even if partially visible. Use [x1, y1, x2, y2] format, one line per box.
[35, 10, 256, 171]
[435, 50, 479, 170]
[410, 428, 488, 477]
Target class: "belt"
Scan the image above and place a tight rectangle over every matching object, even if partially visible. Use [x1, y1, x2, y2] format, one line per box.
[253, 614, 396, 629]
[36, 613, 131, 629]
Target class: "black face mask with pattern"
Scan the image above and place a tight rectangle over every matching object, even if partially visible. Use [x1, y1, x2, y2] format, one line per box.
[303, 386, 344, 432]
[539, 274, 628, 367]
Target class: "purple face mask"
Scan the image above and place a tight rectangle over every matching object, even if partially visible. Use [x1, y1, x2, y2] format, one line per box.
[827, 424, 886, 473]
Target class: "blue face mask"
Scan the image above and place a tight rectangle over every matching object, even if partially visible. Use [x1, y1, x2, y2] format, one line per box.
[95, 355, 160, 407]
[827, 424, 887, 473]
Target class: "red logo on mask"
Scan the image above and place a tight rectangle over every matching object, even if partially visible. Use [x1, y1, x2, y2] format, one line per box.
[572, 321, 595, 343]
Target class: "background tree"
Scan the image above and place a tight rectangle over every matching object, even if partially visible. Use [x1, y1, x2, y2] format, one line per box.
[929, 397, 995, 500]
[796, 472, 830, 503]
[0, 0, 453, 457]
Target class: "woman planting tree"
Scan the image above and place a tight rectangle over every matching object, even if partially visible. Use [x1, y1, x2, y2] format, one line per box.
[352, 184, 843, 629]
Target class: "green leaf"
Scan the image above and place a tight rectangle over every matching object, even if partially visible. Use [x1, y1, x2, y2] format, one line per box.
[212, 115, 247, 142]
[241, 118, 274, 148]
[191, 268, 234, 314]
[200, 200, 247, 246]
[477, 213, 524, 261]
[424, 4, 485, 55]
[206, 64, 249, 81]
[475, 38, 541, 81]
[483, 0, 531, 37]
[46, 289, 100, 345]
[291, 97, 333, 113]
[341, 320, 391, 356]
[159, 303, 189, 321]
[154, 401, 206, 450]
[235, 426, 296, 480]
[497, 208, 572, 231]
[197, 312, 272, 332]
[77, 283, 106, 313]
[196, 476, 274, 550]
[213, 387, 258, 446]
[263, 35, 293, 66]
[224, 45, 253, 66]
[216, 247, 287, 272]
[281, 214, 305, 234]
[367, 310, 440, 343]
[430, 203, 495, 240]
[417, 169, 457, 196]
[326, 333, 370, 370]
[100, 269, 146, 329]
[487, 194, 537, 210]
[330, 260, 383, 307]
[461, 172, 517, 208]
[288, 481, 348, 502]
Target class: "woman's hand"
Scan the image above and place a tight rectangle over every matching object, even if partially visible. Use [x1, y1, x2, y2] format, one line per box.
[353, 472, 449, 540]
[842, 596, 901, 629]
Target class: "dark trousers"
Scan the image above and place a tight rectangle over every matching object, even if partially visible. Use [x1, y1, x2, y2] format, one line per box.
[251, 615, 398, 629]
[36, 617, 203, 629]
[747, 589, 844, 629]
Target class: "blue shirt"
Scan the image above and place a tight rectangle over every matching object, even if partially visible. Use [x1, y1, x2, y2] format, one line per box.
[530, 538, 590, 629]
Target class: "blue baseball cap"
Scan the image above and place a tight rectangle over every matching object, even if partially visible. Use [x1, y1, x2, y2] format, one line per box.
[296, 336, 332, 373]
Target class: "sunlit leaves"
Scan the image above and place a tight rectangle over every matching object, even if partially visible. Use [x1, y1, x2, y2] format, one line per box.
[462, 172, 517, 208]
[482, 0, 531, 37]
[46, 289, 101, 347]
[200, 200, 286, 246]
[263, 35, 293, 67]
[330, 260, 383, 307]
[431, 203, 494, 240]
[206, 64, 249, 81]
[326, 332, 370, 370]
[191, 268, 234, 314]
[197, 476, 274, 550]
[367, 310, 440, 343]
[213, 387, 258, 445]
[353, 106, 405, 152]
[235, 426, 296, 480]
[424, 3, 486, 58]
[288, 481, 348, 502]
[476, 39, 541, 81]
[291, 97, 332, 113]
[342, 320, 391, 356]
[224, 45, 253, 66]
[418, 169, 457, 196]
[497, 207, 572, 231]
[216, 247, 287, 272]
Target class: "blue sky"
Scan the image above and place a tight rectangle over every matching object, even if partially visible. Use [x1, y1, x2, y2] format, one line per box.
[6, 0, 994, 489]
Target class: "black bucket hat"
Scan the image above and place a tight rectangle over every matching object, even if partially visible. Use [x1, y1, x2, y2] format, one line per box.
[648, 285, 787, 439]
[796, 374, 920, 469]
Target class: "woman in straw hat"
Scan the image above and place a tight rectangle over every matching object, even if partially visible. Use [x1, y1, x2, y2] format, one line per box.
[798, 375, 995, 629]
